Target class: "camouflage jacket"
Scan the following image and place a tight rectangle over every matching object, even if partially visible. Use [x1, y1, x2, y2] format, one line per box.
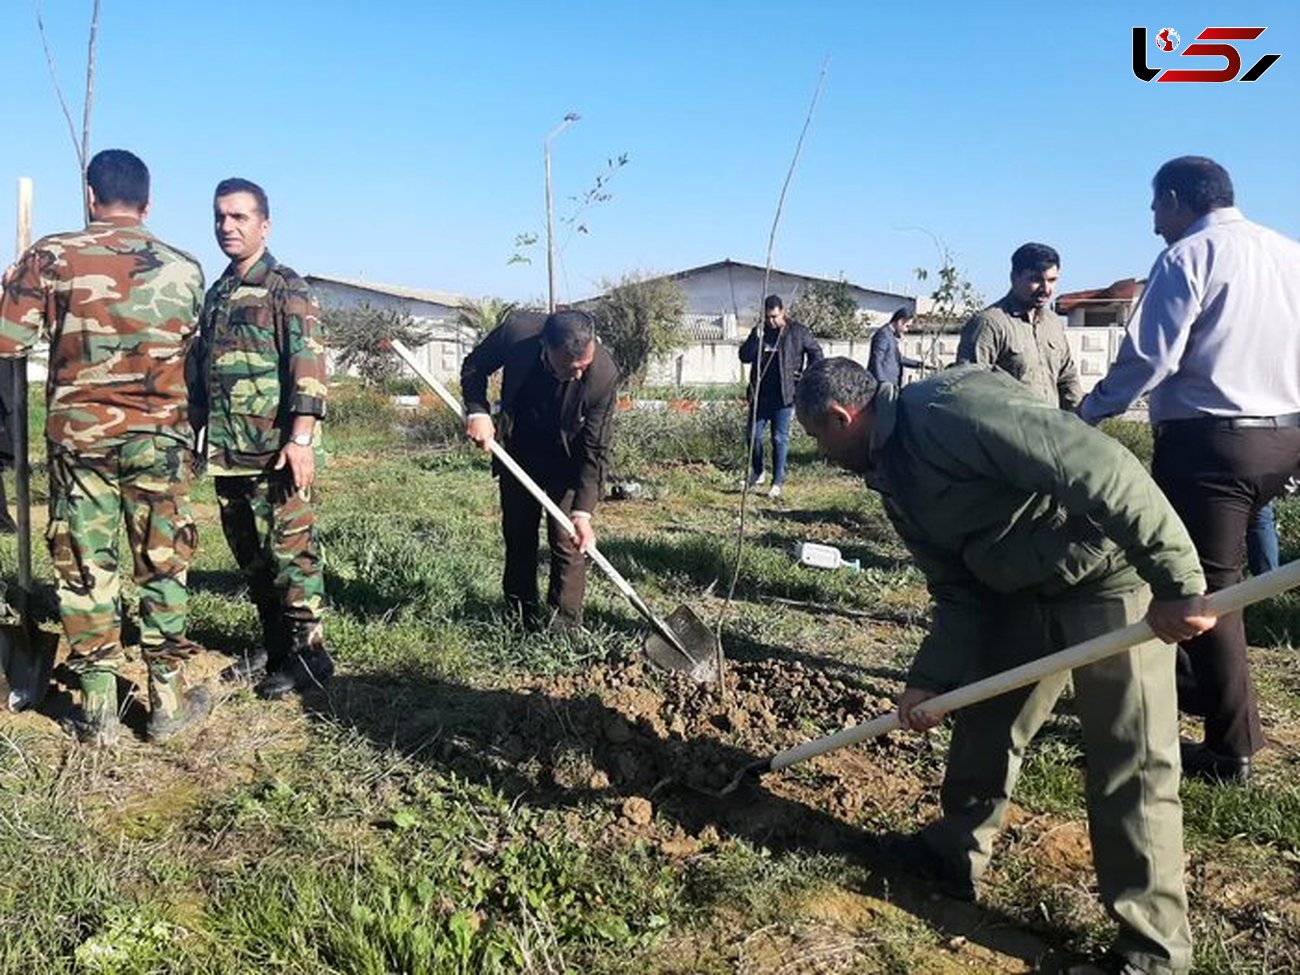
[189, 250, 327, 471]
[0, 215, 204, 452]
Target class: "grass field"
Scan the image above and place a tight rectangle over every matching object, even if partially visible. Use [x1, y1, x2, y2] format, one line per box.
[2, 384, 1299, 974]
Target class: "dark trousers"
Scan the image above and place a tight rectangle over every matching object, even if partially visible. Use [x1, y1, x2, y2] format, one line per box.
[499, 463, 585, 627]
[1152, 423, 1300, 758]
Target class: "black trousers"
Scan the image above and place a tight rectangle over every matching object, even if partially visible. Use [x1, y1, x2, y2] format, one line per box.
[499, 462, 585, 627]
[1152, 422, 1300, 758]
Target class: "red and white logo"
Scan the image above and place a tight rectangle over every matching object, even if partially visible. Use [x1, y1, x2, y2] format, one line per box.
[1155, 28, 1181, 53]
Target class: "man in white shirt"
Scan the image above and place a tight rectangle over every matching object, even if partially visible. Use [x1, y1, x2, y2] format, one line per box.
[1079, 156, 1300, 785]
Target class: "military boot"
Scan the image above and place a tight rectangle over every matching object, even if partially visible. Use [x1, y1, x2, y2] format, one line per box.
[64, 668, 121, 747]
[146, 662, 214, 743]
[221, 589, 291, 683]
[255, 620, 335, 700]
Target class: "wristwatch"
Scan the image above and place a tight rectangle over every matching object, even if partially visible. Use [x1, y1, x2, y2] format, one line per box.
[290, 433, 313, 447]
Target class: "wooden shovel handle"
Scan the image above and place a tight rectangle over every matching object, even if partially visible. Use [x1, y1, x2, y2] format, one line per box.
[769, 560, 1300, 773]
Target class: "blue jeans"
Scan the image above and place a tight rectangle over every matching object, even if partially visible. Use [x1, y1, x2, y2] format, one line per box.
[750, 406, 793, 486]
[1247, 502, 1280, 576]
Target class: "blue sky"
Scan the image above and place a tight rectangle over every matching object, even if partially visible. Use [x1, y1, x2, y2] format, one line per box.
[1, 1, 1296, 307]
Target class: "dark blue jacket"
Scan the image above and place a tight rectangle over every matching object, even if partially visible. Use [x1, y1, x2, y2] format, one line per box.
[867, 325, 923, 386]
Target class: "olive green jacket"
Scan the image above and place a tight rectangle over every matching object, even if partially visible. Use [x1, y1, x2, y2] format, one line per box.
[865, 366, 1204, 692]
[957, 294, 1082, 410]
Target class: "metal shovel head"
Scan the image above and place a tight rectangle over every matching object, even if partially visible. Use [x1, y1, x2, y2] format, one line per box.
[643, 604, 719, 683]
[0, 623, 58, 712]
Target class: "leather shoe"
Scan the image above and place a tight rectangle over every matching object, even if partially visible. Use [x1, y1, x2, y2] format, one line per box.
[876, 831, 976, 901]
[255, 647, 335, 700]
[220, 647, 269, 683]
[1180, 741, 1250, 785]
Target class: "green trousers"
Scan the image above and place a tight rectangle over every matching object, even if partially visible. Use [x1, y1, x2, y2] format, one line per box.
[922, 586, 1190, 974]
[46, 436, 199, 670]
[213, 470, 326, 658]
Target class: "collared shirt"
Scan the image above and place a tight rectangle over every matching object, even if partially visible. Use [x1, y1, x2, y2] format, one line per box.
[1079, 207, 1300, 424]
[190, 250, 327, 473]
[956, 293, 1081, 409]
[0, 215, 204, 451]
[864, 367, 1203, 692]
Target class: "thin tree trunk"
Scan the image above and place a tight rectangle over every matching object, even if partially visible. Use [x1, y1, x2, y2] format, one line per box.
[81, 0, 101, 223]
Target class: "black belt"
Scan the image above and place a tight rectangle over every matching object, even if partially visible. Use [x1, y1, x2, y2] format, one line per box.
[1159, 412, 1300, 433]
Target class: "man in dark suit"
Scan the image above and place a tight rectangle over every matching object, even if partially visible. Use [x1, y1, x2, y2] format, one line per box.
[461, 309, 619, 629]
[867, 307, 924, 387]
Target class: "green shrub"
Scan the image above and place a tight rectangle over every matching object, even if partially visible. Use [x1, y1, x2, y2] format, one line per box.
[1099, 418, 1154, 468]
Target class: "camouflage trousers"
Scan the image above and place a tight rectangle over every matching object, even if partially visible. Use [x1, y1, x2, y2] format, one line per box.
[214, 470, 325, 656]
[47, 436, 199, 672]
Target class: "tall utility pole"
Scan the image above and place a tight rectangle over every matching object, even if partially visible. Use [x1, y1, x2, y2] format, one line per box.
[544, 112, 579, 312]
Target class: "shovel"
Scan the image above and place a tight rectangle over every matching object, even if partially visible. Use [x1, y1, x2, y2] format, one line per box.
[717, 558, 1300, 794]
[388, 338, 718, 682]
[0, 354, 58, 711]
[1, 180, 58, 712]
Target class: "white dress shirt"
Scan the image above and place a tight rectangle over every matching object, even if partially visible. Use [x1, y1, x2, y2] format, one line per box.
[1079, 207, 1300, 424]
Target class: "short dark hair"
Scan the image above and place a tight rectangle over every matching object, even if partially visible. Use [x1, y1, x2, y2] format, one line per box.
[1153, 156, 1234, 215]
[889, 307, 912, 324]
[764, 294, 784, 312]
[215, 177, 271, 218]
[86, 149, 150, 210]
[542, 309, 595, 357]
[795, 356, 879, 421]
[1010, 242, 1060, 276]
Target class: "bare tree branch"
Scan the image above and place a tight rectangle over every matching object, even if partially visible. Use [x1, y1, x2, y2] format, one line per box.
[81, 0, 101, 221]
[33, 0, 84, 169]
[716, 55, 831, 694]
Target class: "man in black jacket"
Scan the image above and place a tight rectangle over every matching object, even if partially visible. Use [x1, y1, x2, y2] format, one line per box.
[461, 309, 619, 629]
[739, 295, 823, 498]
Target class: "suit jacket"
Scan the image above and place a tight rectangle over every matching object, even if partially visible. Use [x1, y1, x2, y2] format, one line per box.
[867, 325, 923, 387]
[461, 310, 619, 512]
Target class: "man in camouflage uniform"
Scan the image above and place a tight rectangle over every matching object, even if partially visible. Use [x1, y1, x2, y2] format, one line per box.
[189, 178, 332, 699]
[0, 148, 211, 745]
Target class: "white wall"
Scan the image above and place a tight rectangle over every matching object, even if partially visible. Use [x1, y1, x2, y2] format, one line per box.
[674, 265, 912, 325]
[645, 326, 1126, 392]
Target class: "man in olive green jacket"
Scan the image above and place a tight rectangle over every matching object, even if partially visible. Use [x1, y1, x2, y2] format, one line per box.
[796, 358, 1215, 975]
[957, 242, 1081, 410]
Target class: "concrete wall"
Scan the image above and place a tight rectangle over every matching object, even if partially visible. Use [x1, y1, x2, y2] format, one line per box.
[645, 326, 1127, 392]
[310, 279, 475, 381]
[674, 264, 913, 327]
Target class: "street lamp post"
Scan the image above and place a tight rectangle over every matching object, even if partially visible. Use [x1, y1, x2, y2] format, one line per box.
[545, 112, 580, 312]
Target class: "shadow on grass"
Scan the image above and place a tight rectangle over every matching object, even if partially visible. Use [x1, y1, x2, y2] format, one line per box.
[599, 535, 899, 604]
[300, 670, 1081, 972]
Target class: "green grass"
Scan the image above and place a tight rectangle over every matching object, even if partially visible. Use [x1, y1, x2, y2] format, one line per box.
[4, 386, 1300, 974]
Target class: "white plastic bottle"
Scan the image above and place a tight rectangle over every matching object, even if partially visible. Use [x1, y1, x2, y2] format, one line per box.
[794, 542, 861, 572]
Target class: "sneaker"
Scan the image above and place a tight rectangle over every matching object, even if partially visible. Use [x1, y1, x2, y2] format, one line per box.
[767, 484, 783, 499]
[1180, 740, 1250, 785]
[745, 471, 767, 488]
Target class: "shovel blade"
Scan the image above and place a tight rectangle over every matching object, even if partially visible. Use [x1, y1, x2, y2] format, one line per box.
[0, 624, 58, 712]
[643, 605, 719, 683]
